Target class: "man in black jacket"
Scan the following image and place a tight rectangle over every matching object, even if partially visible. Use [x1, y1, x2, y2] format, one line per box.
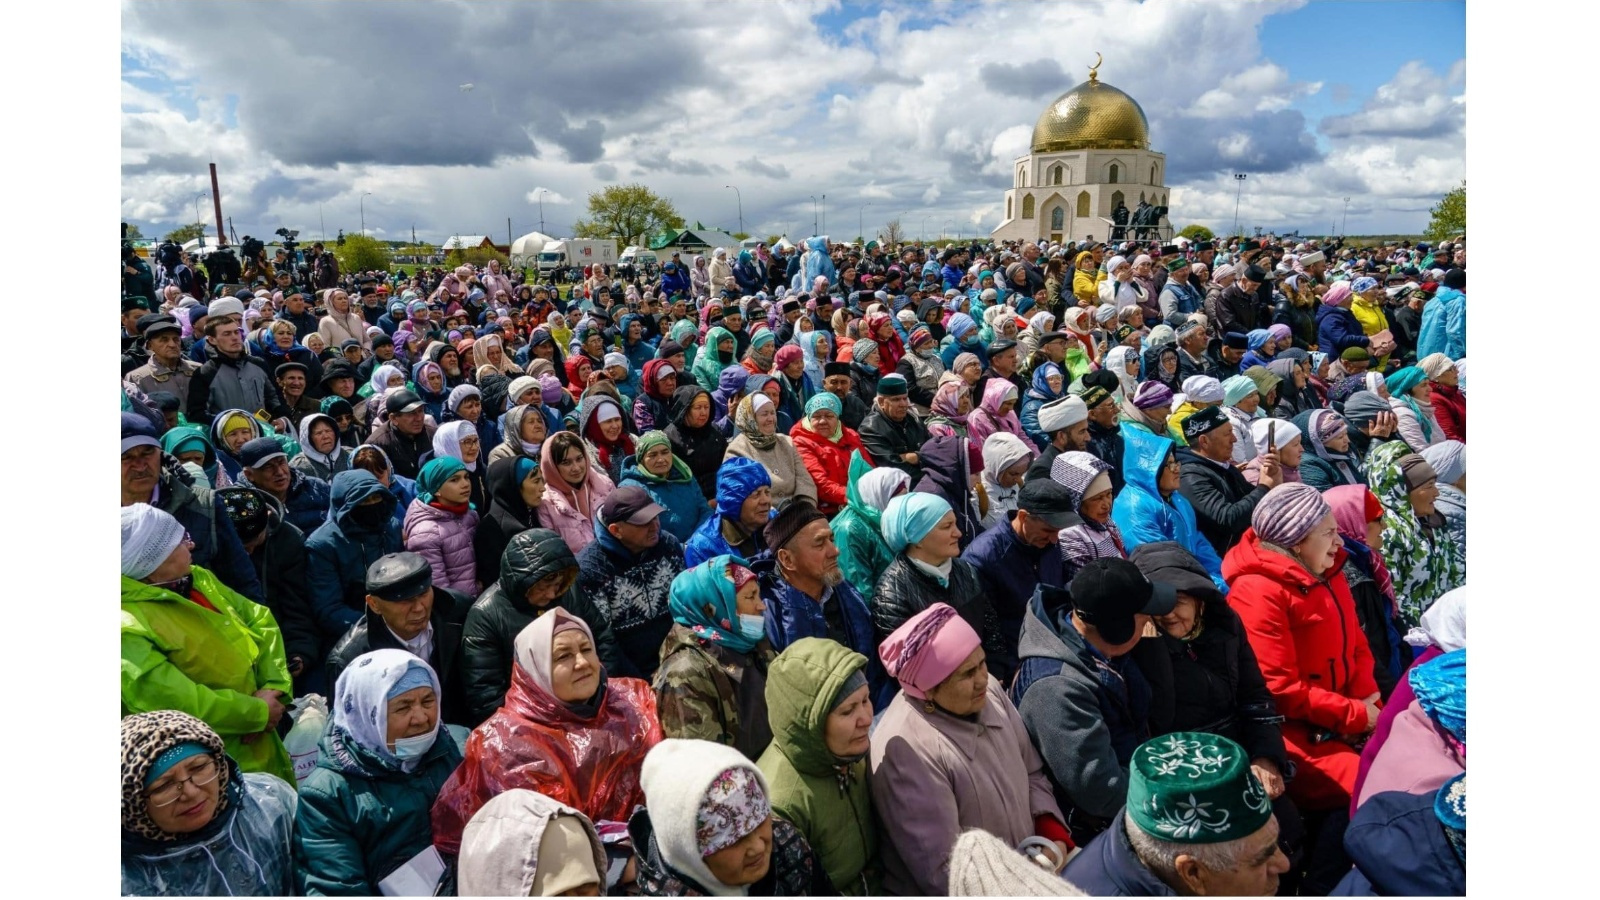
[185, 317, 292, 431]
[1026, 394, 1092, 483]
[1216, 265, 1267, 336]
[326, 552, 472, 727]
[368, 389, 436, 479]
[1082, 386, 1126, 495]
[823, 361, 871, 431]
[1175, 320, 1221, 381]
[458, 528, 626, 726]
[275, 289, 320, 339]
[1176, 407, 1279, 556]
[218, 485, 323, 694]
[857, 374, 930, 482]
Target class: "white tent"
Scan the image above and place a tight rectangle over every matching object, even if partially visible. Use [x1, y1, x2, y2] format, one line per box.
[773, 236, 795, 252]
[510, 231, 553, 269]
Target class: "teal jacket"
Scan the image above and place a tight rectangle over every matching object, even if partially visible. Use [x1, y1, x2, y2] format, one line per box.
[830, 452, 895, 602]
[292, 725, 464, 895]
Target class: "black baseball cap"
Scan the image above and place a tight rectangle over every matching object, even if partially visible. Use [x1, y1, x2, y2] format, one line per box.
[1018, 479, 1083, 530]
[598, 485, 666, 526]
[366, 551, 434, 601]
[238, 436, 287, 469]
[1070, 558, 1177, 645]
[385, 389, 425, 415]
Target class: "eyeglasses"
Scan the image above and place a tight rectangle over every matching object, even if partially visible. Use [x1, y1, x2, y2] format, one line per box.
[146, 756, 219, 807]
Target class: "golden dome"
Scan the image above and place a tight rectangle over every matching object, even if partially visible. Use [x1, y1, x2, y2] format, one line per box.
[1031, 66, 1150, 154]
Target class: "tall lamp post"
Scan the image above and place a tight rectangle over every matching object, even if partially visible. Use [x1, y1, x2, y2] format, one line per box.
[1232, 174, 1247, 237]
[725, 185, 743, 236]
[538, 189, 547, 234]
[193, 193, 208, 248]
[809, 195, 818, 234]
[1342, 196, 1351, 237]
[821, 194, 826, 234]
[360, 191, 373, 235]
[858, 202, 870, 243]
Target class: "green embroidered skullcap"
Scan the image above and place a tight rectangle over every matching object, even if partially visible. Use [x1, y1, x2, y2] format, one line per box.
[1127, 732, 1272, 844]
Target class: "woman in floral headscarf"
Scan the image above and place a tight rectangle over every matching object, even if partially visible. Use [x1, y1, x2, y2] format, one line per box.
[1367, 442, 1464, 627]
[724, 393, 816, 509]
[1050, 451, 1128, 580]
[121, 710, 297, 897]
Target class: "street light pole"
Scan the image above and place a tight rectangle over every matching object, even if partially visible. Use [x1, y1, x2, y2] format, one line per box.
[361, 191, 373, 235]
[1341, 197, 1351, 236]
[809, 195, 818, 235]
[1232, 174, 1247, 237]
[922, 215, 931, 242]
[859, 202, 870, 243]
[538, 190, 547, 234]
[821, 194, 826, 234]
[724, 185, 743, 236]
[193, 193, 207, 248]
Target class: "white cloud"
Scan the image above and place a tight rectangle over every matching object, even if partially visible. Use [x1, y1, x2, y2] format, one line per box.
[120, 0, 1459, 241]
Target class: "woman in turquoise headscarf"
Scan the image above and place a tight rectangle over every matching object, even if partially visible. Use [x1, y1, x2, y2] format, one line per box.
[871, 493, 1001, 670]
[402, 456, 481, 595]
[161, 424, 231, 489]
[669, 319, 700, 372]
[832, 453, 909, 603]
[1384, 366, 1444, 451]
[692, 325, 737, 393]
[654, 555, 776, 760]
[617, 430, 712, 543]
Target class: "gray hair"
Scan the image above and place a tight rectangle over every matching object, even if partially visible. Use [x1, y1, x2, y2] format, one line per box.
[1124, 812, 1251, 881]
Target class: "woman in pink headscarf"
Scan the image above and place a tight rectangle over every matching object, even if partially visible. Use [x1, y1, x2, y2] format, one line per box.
[868, 603, 1070, 895]
[864, 311, 905, 375]
[966, 379, 1034, 453]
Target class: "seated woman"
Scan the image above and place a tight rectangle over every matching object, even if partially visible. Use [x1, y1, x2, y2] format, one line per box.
[631, 739, 834, 896]
[457, 789, 609, 897]
[788, 393, 872, 516]
[291, 412, 353, 481]
[539, 431, 617, 557]
[1368, 442, 1464, 626]
[473, 456, 546, 589]
[121, 710, 297, 897]
[1353, 648, 1464, 810]
[488, 403, 550, 465]
[665, 384, 728, 502]
[832, 456, 909, 604]
[1224, 483, 1379, 813]
[967, 379, 1032, 453]
[1294, 408, 1362, 490]
[429, 418, 487, 511]
[432, 609, 661, 878]
[1051, 451, 1128, 581]
[872, 493, 1004, 680]
[579, 396, 636, 485]
[1242, 417, 1303, 486]
[1325, 485, 1411, 700]
[656, 556, 776, 761]
[685, 457, 775, 566]
[618, 429, 712, 544]
[758, 638, 883, 895]
[295, 650, 463, 895]
[120, 503, 295, 785]
[1421, 440, 1467, 573]
[870, 603, 1071, 895]
[978, 432, 1033, 530]
[725, 393, 817, 509]
[1385, 365, 1444, 451]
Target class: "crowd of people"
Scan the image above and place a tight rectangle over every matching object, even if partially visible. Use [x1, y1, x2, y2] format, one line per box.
[120, 229, 1467, 896]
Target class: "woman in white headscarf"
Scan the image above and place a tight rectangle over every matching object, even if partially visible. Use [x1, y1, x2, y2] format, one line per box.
[707, 247, 734, 298]
[294, 650, 463, 895]
[431, 418, 487, 510]
[979, 432, 1034, 529]
[1102, 345, 1140, 401]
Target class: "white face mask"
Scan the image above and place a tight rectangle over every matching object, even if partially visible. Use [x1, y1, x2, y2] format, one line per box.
[390, 729, 437, 761]
[737, 613, 766, 642]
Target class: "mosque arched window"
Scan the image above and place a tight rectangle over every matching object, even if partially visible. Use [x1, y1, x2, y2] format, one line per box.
[1007, 196, 1013, 219]
[1109, 164, 1119, 184]
[1051, 165, 1064, 186]
[1076, 191, 1090, 218]
[1051, 206, 1064, 230]
[1022, 195, 1036, 219]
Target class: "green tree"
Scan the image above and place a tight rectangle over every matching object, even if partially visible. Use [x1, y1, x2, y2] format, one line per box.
[163, 222, 207, 243]
[446, 246, 510, 269]
[1424, 181, 1465, 242]
[333, 233, 394, 272]
[123, 223, 146, 242]
[732, 231, 751, 242]
[1178, 224, 1215, 241]
[571, 183, 684, 250]
[765, 234, 781, 245]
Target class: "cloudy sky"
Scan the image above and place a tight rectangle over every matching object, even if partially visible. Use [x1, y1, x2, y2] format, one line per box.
[121, 0, 1465, 246]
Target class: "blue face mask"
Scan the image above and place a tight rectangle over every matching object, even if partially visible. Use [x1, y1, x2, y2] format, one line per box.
[737, 613, 766, 642]
[390, 729, 437, 761]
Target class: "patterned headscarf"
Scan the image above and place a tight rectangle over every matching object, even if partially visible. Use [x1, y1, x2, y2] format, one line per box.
[668, 555, 761, 653]
[696, 767, 772, 856]
[1410, 648, 1466, 743]
[120, 710, 236, 843]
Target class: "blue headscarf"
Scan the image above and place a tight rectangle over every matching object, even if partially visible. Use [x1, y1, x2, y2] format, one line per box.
[1246, 329, 1272, 351]
[1411, 647, 1465, 743]
[417, 457, 467, 504]
[796, 329, 833, 388]
[1030, 362, 1065, 401]
[668, 555, 759, 653]
[1385, 366, 1434, 443]
[882, 492, 953, 553]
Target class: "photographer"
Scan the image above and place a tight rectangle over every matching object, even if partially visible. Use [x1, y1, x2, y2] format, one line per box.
[310, 241, 340, 291]
[123, 244, 155, 300]
[204, 244, 243, 295]
[239, 236, 273, 285]
[154, 240, 202, 301]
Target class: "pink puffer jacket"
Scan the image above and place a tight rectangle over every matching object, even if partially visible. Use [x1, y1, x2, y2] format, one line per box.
[538, 466, 616, 556]
[402, 499, 481, 595]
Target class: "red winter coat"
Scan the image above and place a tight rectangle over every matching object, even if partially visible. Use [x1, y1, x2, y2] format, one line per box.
[1430, 381, 1466, 443]
[1223, 528, 1379, 811]
[789, 420, 873, 515]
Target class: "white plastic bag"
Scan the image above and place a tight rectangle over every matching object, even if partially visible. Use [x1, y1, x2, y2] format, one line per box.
[284, 694, 329, 785]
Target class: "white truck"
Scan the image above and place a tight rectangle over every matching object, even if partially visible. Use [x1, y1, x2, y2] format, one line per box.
[536, 239, 617, 279]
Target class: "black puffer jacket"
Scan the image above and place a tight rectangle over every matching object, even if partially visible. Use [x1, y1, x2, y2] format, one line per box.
[457, 528, 625, 726]
[473, 456, 543, 589]
[325, 586, 472, 727]
[872, 553, 1003, 664]
[1128, 542, 1288, 774]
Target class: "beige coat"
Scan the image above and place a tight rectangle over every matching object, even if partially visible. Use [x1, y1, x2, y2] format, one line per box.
[723, 434, 817, 508]
[869, 677, 1064, 896]
[317, 304, 369, 350]
[707, 255, 735, 297]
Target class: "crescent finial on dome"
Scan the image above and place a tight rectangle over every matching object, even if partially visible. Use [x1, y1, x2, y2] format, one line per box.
[1089, 52, 1102, 82]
